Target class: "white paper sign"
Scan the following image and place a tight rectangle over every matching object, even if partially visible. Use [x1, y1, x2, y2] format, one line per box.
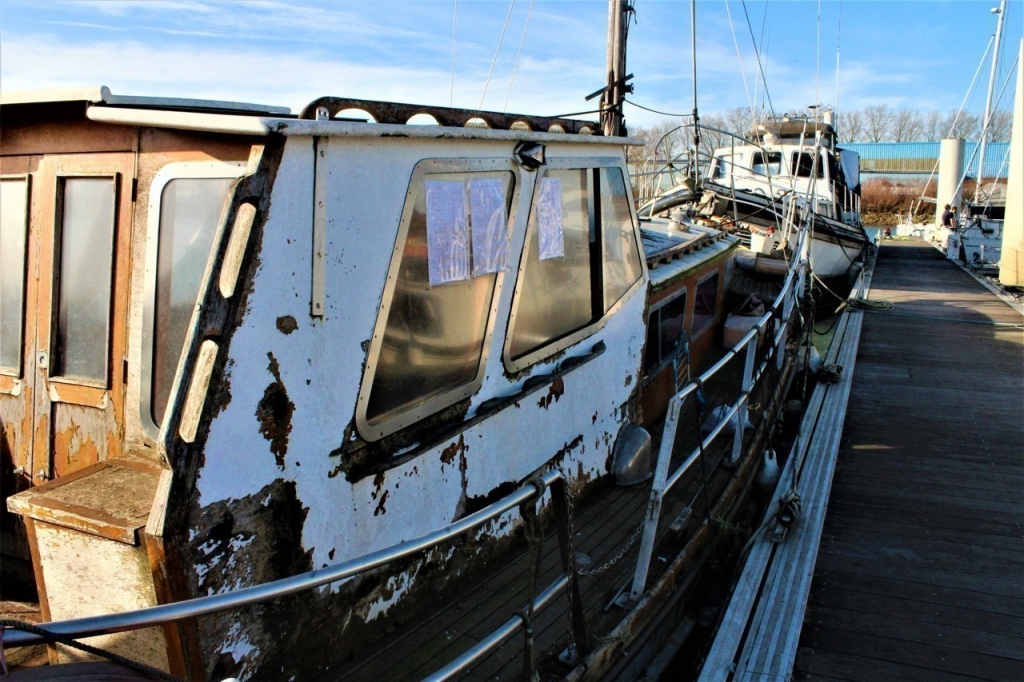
[537, 177, 564, 260]
[425, 180, 470, 286]
[469, 178, 508, 277]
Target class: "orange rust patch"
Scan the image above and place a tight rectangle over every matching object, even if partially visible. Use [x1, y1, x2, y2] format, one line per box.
[537, 377, 565, 409]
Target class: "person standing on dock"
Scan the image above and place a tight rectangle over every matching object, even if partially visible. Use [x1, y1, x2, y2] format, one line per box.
[941, 204, 957, 229]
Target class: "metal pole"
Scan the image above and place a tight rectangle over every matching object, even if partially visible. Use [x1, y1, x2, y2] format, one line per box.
[691, 0, 700, 185]
[978, 0, 1008, 197]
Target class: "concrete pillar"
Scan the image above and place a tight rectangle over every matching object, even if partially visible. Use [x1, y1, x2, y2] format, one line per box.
[936, 138, 965, 226]
[1000, 40, 1024, 287]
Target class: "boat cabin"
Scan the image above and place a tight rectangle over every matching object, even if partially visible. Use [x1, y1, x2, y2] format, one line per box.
[0, 87, 752, 678]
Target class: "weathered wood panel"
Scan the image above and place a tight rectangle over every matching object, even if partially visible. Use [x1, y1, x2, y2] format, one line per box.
[794, 240, 1024, 680]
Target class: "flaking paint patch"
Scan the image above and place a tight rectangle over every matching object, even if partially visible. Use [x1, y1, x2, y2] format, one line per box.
[276, 315, 298, 334]
[537, 377, 565, 409]
[255, 352, 294, 469]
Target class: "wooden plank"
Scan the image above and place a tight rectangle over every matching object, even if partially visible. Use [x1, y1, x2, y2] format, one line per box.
[794, 648, 981, 682]
[810, 568, 1024, 618]
[822, 506, 1024, 551]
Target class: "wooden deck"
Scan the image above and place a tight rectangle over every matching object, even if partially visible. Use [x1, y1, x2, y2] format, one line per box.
[794, 240, 1024, 680]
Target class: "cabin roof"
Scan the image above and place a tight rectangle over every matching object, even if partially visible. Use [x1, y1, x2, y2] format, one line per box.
[1, 86, 641, 146]
[0, 85, 291, 115]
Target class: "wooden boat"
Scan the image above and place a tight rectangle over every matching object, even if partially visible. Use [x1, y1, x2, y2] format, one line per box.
[0, 5, 811, 678]
[698, 114, 871, 279]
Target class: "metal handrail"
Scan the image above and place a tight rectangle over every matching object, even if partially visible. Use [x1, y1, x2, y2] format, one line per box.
[3, 470, 562, 648]
[627, 228, 806, 600]
[425, 575, 569, 681]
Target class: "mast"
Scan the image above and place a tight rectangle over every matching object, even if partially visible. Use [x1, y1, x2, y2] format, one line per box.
[977, 0, 1008, 198]
[600, 0, 631, 137]
[691, 0, 700, 185]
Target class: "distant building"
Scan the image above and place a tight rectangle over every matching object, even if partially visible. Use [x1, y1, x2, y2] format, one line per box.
[842, 142, 1010, 179]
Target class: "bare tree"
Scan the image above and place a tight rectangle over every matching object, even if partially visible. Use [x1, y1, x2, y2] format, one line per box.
[892, 108, 924, 142]
[864, 104, 892, 142]
[942, 110, 981, 140]
[725, 107, 756, 138]
[985, 109, 1012, 141]
[923, 111, 943, 141]
[837, 109, 865, 142]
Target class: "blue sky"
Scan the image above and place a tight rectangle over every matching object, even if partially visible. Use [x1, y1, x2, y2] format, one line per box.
[0, 1, 1020, 127]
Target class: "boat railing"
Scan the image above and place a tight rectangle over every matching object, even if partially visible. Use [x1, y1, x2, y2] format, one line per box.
[627, 227, 807, 601]
[2, 469, 596, 676]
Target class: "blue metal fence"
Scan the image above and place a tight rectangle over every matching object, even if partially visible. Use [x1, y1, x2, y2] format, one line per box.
[841, 142, 1010, 178]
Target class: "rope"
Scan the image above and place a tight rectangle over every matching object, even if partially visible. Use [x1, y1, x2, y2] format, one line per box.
[504, 0, 535, 111]
[479, 0, 516, 110]
[0, 619, 179, 681]
[623, 99, 695, 118]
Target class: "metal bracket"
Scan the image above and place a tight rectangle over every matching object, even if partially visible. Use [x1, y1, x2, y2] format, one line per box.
[311, 136, 328, 317]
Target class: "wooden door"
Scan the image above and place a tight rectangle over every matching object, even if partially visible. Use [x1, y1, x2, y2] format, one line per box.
[19, 152, 135, 481]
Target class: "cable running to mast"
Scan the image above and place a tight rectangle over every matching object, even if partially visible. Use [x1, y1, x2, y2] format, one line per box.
[742, 0, 775, 118]
[450, 0, 458, 107]
[480, 0, 516, 110]
[504, 0, 535, 110]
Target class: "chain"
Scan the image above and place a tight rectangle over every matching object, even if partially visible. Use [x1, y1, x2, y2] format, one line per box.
[577, 521, 644, 577]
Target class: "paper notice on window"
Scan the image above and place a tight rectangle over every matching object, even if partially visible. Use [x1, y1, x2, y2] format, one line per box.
[426, 180, 470, 286]
[469, 178, 508, 277]
[537, 177, 564, 260]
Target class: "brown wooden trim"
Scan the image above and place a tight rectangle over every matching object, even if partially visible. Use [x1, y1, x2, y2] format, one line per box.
[46, 379, 107, 408]
[145, 534, 204, 680]
[23, 517, 59, 665]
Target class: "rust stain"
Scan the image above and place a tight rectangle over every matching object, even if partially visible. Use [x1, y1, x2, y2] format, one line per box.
[624, 374, 632, 386]
[256, 352, 294, 469]
[371, 472, 386, 500]
[537, 377, 565, 409]
[373, 489, 389, 516]
[440, 435, 467, 466]
[276, 315, 298, 335]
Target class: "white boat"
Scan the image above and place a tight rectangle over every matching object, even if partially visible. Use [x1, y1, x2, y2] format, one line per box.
[700, 113, 871, 279]
[0, 4, 815, 679]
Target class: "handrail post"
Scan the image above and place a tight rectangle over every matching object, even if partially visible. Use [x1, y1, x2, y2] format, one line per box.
[550, 477, 590, 659]
[627, 395, 682, 602]
[728, 334, 758, 466]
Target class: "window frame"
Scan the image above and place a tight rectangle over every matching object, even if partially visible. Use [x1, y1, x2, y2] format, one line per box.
[0, 174, 31, 380]
[355, 157, 521, 442]
[643, 289, 687, 382]
[140, 161, 245, 439]
[791, 151, 824, 178]
[503, 157, 645, 374]
[691, 270, 720, 340]
[49, 172, 120, 389]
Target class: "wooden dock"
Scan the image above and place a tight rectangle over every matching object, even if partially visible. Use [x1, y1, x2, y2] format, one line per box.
[794, 239, 1024, 679]
[702, 239, 1024, 680]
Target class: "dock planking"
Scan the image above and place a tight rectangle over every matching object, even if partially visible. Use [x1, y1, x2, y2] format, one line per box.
[793, 240, 1024, 680]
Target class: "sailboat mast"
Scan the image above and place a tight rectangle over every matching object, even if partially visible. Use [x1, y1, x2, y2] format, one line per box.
[978, 0, 1008, 196]
[601, 0, 630, 136]
[691, 0, 700, 185]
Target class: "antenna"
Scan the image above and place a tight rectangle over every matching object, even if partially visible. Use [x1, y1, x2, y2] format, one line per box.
[691, 0, 700, 186]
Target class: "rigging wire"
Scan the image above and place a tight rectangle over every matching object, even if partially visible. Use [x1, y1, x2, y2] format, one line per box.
[450, 0, 458, 107]
[480, 0, 516, 110]
[741, 0, 775, 118]
[504, 0, 535, 111]
[835, 0, 843, 120]
[624, 99, 694, 118]
[723, 0, 756, 124]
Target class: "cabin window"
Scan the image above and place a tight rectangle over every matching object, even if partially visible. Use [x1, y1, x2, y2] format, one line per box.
[643, 292, 687, 377]
[751, 152, 783, 176]
[52, 177, 116, 382]
[362, 169, 515, 435]
[507, 166, 643, 367]
[151, 177, 237, 425]
[0, 177, 29, 373]
[791, 152, 824, 178]
[711, 155, 734, 179]
[693, 272, 719, 336]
